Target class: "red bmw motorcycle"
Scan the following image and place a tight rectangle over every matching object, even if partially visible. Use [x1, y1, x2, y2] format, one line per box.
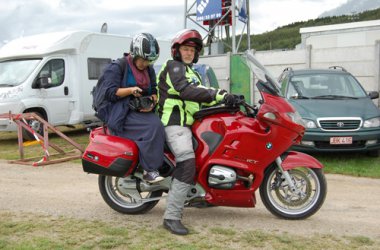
[82, 51, 327, 219]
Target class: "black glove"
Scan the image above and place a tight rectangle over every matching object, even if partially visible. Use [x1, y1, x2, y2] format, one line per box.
[223, 93, 236, 106]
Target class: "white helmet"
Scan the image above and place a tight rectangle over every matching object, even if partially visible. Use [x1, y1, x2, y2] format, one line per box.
[130, 33, 160, 64]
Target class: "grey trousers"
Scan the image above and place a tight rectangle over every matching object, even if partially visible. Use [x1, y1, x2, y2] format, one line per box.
[164, 178, 191, 220]
[164, 126, 195, 220]
[164, 125, 194, 162]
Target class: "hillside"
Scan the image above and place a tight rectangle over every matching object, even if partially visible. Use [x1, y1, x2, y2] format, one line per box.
[235, 7, 380, 52]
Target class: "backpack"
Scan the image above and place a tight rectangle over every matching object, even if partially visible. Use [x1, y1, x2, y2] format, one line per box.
[91, 58, 127, 123]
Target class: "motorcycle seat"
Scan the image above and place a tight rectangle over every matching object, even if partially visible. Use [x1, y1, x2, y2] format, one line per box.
[194, 106, 240, 120]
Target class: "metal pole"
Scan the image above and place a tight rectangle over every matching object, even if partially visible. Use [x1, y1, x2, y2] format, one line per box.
[231, 0, 236, 54]
[184, 0, 188, 28]
[247, 0, 250, 50]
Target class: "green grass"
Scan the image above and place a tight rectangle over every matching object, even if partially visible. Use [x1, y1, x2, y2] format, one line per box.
[0, 211, 378, 250]
[0, 127, 90, 162]
[312, 152, 380, 178]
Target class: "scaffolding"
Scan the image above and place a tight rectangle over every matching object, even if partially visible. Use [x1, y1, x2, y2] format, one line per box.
[0, 112, 85, 166]
[184, 0, 250, 54]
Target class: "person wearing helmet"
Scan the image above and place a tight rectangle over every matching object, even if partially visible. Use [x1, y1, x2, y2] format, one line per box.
[157, 29, 234, 235]
[101, 32, 164, 183]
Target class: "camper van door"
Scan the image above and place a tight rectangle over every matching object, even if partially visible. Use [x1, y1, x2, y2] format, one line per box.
[33, 56, 71, 124]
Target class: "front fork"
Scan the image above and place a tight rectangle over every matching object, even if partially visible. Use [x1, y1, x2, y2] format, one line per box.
[275, 157, 297, 193]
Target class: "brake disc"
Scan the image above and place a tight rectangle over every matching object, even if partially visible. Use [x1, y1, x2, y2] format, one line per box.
[274, 169, 312, 207]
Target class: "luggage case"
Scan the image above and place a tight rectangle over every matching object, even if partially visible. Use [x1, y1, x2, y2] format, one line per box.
[82, 127, 138, 177]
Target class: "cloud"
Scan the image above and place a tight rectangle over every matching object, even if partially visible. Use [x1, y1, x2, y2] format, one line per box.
[251, 0, 347, 34]
[0, 0, 348, 47]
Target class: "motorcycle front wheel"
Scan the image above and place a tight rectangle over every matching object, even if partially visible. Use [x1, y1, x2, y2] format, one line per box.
[259, 165, 327, 220]
[98, 175, 163, 214]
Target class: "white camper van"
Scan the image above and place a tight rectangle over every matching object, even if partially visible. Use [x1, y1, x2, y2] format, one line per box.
[0, 31, 171, 138]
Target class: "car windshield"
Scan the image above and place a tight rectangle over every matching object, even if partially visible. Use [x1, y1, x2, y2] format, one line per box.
[286, 73, 368, 99]
[0, 59, 41, 87]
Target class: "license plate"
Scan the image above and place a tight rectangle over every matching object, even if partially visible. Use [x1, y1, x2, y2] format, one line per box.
[330, 137, 353, 145]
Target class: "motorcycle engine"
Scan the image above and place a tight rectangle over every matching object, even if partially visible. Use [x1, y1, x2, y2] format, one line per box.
[208, 165, 237, 189]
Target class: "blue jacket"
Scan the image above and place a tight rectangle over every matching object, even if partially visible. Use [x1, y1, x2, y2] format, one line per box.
[101, 57, 156, 131]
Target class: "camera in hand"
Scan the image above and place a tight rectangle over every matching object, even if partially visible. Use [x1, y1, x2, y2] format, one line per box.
[129, 96, 154, 111]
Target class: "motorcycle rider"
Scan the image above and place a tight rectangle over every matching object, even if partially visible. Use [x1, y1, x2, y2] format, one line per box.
[157, 29, 234, 235]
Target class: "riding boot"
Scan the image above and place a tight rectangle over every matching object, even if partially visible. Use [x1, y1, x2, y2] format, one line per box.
[163, 178, 191, 235]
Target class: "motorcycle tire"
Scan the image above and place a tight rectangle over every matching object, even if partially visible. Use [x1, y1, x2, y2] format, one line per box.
[98, 175, 163, 214]
[259, 164, 327, 220]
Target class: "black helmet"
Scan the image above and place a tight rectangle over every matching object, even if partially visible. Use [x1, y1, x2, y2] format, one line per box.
[130, 33, 160, 64]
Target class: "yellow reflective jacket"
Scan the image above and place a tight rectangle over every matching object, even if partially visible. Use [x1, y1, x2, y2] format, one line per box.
[157, 60, 225, 126]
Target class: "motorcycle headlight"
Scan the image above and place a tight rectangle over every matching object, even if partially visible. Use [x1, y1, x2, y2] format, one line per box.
[363, 117, 380, 128]
[287, 111, 305, 127]
[302, 119, 317, 129]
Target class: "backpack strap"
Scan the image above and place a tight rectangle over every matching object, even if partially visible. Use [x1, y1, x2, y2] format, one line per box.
[115, 57, 127, 75]
[113, 57, 129, 88]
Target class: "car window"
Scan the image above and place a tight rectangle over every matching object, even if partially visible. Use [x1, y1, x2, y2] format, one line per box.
[288, 73, 367, 98]
[38, 59, 65, 87]
[280, 76, 290, 96]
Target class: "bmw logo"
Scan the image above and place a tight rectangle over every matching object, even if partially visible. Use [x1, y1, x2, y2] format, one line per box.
[266, 142, 273, 150]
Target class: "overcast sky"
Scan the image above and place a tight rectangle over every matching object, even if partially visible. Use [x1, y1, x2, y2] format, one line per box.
[0, 0, 348, 47]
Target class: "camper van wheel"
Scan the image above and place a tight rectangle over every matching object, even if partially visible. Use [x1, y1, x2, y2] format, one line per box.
[22, 111, 45, 141]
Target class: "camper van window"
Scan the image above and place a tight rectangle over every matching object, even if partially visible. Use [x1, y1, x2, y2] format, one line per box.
[0, 59, 41, 87]
[37, 59, 65, 87]
[88, 58, 112, 80]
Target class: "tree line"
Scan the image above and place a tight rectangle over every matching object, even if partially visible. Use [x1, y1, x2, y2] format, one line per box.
[228, 7, 380, 52]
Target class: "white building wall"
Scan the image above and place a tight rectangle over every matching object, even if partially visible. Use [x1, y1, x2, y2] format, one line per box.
[198, 53, 230, 91]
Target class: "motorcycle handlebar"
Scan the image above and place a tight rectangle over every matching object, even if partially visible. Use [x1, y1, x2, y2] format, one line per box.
[223, 94, 258, 117]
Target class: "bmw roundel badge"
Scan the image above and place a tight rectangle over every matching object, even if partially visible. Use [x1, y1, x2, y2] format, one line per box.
[266, 142, 273, 150]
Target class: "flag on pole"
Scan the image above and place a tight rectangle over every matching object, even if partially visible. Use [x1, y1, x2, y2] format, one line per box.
[238, 0, 248, 24]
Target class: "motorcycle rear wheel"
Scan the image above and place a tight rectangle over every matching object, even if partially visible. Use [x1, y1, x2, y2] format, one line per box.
[259, 165, 327, 220]
[98, 175, 163, 214]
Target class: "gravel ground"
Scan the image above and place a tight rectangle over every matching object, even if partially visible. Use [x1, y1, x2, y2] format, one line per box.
[0, 159, 379, 239]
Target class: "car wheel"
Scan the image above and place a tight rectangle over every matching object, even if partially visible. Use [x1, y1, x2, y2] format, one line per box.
[22, 111, 45, 141]
[366, 150, 379, 157]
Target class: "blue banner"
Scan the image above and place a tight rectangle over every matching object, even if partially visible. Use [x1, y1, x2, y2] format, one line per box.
[238, 0, 248, 24]
[196, 0, 222, 21]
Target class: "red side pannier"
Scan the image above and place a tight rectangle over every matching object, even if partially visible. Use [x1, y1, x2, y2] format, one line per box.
[82, 127, 138, 177]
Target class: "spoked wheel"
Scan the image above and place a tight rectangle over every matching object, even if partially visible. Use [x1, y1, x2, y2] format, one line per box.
[98, 175, 163, 214]
[259, 165, 327, 220]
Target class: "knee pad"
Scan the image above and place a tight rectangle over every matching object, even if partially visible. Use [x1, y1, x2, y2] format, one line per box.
[173, 158, 196, 184]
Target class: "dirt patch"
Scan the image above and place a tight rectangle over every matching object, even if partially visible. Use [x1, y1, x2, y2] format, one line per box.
[0, 160, 379, 239]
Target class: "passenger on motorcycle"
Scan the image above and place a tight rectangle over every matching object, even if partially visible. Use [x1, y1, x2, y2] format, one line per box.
[103, 33, 165, 183]
[157, 29, 234, 235]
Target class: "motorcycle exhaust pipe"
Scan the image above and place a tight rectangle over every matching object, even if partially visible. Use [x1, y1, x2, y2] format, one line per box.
[236, 174, 254, 187]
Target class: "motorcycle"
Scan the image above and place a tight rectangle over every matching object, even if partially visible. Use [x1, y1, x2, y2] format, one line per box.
[82, 51, 327, 220]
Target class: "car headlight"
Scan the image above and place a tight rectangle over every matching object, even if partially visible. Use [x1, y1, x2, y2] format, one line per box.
[287, 111, 305, 127]
[302, 119, 317, 129]
[363, 117, 380, 128]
